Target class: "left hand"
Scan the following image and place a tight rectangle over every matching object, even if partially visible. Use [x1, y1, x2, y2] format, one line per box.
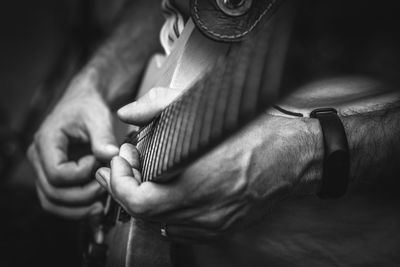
[95, 87, 323, 243]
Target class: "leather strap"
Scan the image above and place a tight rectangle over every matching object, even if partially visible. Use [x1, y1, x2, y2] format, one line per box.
[310, 108, 350, 199]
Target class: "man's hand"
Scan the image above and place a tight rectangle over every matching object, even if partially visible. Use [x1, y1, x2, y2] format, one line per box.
[95, 88, 323, 242]
[28, 75, 119, 219]
[27, 0, 164, 220]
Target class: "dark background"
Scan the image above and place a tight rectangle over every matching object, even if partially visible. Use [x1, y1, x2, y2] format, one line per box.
[0, 1, 123, 266]
[0, 1, 399, 267]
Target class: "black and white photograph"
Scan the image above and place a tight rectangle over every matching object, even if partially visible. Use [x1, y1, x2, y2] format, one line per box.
[1, 0, 400, 266]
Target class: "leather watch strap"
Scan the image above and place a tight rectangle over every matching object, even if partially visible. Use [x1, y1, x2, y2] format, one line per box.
[310, 108, 350, 199]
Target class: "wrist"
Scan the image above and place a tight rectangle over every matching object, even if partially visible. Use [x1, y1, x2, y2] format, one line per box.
[292, 118, 324, 195]
[86, 55, 137, 107]
[61, 54, 140, 110]
[61, 67, 104, 103]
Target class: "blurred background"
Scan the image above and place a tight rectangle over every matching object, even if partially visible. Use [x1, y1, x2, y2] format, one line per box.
[0, 1, 124, 266]
[0, 0, 399, 267]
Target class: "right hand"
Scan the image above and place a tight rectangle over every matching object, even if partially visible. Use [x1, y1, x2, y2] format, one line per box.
[27, 76, 119, 219]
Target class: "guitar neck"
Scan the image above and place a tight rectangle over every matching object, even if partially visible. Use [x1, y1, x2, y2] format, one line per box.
[132, 8, 291, 183]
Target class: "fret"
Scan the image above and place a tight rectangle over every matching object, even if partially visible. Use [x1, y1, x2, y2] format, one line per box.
[136, 130, 145, 152]
[148, 111, 168, 180]
[172, 91, 193, 166]
[139, 124, 152, 181]
[141, 135, 151, 181]
[140, 124, 153, 178]
[137, 124, 151, 151]
[154, 105, 177, 179]
[180, 86, 202, 161]
[166, 99, 186, 170]
[161, 101, 182, 178]
[155, 106, 174, 177]
[147, 117, 163, 181]
[159, 98, 185, 179]
[160, 104, 180, 177]
[143, 120, 158, 181]
[136, 125, 150, 174]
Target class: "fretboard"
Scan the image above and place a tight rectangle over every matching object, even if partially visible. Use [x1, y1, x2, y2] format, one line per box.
[131, 5, 291, 183]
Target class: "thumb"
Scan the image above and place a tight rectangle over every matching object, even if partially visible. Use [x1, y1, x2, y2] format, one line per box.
[88, 118, 119, 161]
[117, 87, 181, 126]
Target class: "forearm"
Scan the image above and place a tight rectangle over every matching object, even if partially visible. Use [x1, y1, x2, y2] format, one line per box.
[343, 100, 400, 184]
[286, 94, 400, 195]
[65, 0, 164, 108]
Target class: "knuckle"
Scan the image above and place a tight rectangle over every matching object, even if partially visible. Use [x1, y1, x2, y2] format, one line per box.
[46, 169, 64, 186]
[39, 195, 52, 212]
[26, 145, 35, 160]
[148, 87, 162, 101]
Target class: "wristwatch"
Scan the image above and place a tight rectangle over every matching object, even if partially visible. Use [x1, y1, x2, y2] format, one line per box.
[310, 108, 350, 199]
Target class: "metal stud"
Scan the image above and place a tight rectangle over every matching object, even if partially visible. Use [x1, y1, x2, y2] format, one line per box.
[216, 0, 252, 17]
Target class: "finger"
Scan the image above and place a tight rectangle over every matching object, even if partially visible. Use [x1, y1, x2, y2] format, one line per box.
[96, 163, 140, 195]
[87, 117, 119, 161]
[98, 156, 148, 215]
[117, 87, 181, 126]
[36, 185, 104, 219]
[35, 131, 97, 186]
[95, 166, 133, 213]
[97, 156, 183, 218]
[95, 167, 112, 191]
[110, 156, 139, 200]
[119, 143, 140, 169]
[31, 146, 105, 205]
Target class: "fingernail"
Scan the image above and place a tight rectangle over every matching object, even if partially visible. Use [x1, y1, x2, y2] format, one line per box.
[117, 106, 128, 117]
[118, 103, 137, 117]
[105, 144, 119, 155]
[95, 171, 107, 188]
[119, 143, 133, 156]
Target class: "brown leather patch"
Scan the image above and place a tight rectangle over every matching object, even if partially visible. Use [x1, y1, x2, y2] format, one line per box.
[190, 0, 283, 42]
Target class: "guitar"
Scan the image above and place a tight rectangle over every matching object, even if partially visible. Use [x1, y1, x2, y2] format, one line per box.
[82, 3, 293, 266]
